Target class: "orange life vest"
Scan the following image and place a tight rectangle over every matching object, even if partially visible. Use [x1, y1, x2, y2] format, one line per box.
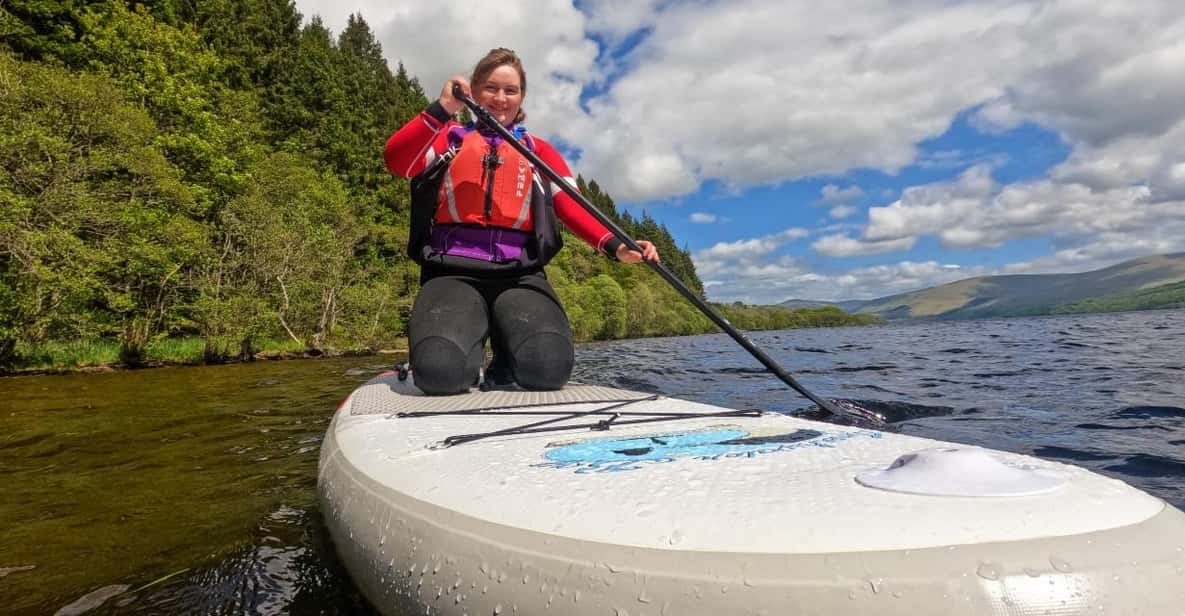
[436, 130, 536, 230]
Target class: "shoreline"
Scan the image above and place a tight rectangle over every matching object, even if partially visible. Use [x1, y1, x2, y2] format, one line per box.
[1, 312, 885, 378]
[1, 347, 410, 378]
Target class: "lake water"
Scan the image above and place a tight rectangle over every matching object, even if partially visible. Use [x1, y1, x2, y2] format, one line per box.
[2, 310, 1183, 614]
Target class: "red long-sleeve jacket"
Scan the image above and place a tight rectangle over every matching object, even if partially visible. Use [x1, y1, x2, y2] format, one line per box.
[384, 102, 620, 257]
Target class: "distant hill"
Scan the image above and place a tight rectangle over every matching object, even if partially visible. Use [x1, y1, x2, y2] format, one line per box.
[779, 253, 1185, 320]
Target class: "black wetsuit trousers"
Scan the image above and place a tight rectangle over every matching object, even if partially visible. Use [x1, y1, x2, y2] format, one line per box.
[408, 271, 574, 395]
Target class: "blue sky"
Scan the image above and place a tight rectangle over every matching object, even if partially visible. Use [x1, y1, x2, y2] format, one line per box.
[661, 113, 1073, 269]
[297, 0, 1185, 303]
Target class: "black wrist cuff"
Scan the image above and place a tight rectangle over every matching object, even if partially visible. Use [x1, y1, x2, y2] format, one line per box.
[426, 100, 452, 123]
[604, 237, 624, 261]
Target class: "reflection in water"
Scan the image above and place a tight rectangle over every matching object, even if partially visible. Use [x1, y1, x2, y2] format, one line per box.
[0, 359, 390, 614]
[1, 309, 1184, 614]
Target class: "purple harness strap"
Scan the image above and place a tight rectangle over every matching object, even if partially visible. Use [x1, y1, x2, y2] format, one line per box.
[429, 224, 532, 263]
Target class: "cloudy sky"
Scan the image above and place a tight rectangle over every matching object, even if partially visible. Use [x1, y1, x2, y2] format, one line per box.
[295, 0, 1185, 304]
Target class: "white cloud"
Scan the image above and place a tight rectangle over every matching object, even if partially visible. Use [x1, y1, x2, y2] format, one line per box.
[819, 162, 1185, 258]
[917, 149, 1008, 170]
[821, 184, 864, 205]
[970, 98, 1026, 134]
[689, 212, 717, 223]
[292, 0, 1185, 302]
[696, 228, 808, 261]
[828, 205, 858, 219]
[1003, 222, 1185, 275]
[577, 0, 663, 45]
[299, 0, 1185, 204]
[693, 228, 982, 303]
[812, 234, 916, 258]
[863, 164, 998, 243]
[696, 255, 987, 305]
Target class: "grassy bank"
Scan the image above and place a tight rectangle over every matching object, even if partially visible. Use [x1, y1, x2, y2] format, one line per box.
[6, 337, 398, 375]
[4, 306, 880, 375]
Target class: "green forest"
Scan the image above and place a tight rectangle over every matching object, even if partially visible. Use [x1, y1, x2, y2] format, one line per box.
[1, 0, 877, 372]
[1053, 280, 1185, 315]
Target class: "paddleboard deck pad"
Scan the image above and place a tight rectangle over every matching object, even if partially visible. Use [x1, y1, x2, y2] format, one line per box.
[318, 372, 1185, 615]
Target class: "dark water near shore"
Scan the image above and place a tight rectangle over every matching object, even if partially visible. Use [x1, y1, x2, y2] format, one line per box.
[2, 310, 1184, 614]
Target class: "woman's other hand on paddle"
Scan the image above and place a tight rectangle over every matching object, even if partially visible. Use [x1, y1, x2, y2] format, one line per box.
[616, 240, 659, 264]
[440, 77, 470, 115]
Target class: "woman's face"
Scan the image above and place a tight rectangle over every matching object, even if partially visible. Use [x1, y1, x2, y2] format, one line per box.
[476, 64, 523, 126]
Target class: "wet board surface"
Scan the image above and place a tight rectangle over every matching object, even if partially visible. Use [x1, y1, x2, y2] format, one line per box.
[327, 373, 1163, 554]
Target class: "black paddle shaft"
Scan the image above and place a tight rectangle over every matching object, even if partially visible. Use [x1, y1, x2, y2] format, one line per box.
[450, 85, 882, 424]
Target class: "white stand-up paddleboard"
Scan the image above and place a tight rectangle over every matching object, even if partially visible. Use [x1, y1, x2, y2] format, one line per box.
[318, 372, 1185, 615]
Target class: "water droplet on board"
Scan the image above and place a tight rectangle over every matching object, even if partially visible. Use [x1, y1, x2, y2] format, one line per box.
[1050, 557, 1074, 573]
[494, 605, 502, 615]
[638, 590, 651, 603]
[1023, 568, 1041, 578]
[977, 563, 1001, 581]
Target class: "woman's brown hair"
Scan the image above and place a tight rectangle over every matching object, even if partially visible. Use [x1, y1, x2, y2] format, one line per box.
[471, 47, 527, 124]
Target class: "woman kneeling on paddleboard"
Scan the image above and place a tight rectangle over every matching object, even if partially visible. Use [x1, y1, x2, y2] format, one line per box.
[385, 48, 659, 395]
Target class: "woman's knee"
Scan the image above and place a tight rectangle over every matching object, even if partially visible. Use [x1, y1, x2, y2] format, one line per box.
[410, 336, 483, 395]
[492, 286, 573, 390]
[409, 277, 488, 395]
[409, 278, 487, 337]
[511, 331, 574, 390]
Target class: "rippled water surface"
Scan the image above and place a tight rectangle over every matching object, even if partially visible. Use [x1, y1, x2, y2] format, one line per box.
[2, 310, 1184, 614]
